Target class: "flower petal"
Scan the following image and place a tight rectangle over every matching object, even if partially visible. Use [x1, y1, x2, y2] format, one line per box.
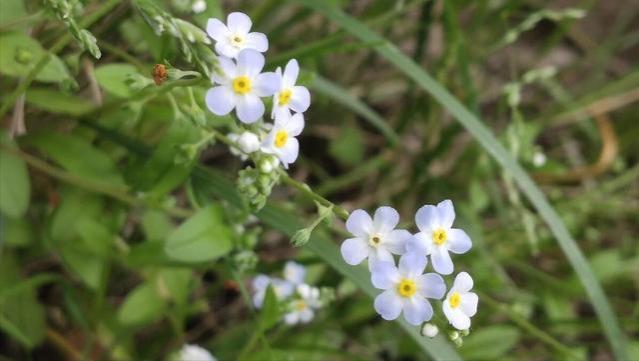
[417, 273, 446, 299]
[215, 41, 238, 59]
[443, 303, 471, 330]
[251, 274, 270, 292]
[415, 204, 439, 232]
[447, 228, 472, 254]
[403, 297, 433, 325]
[206, 18, 229, 41]
[452, 271, 473, 292]
[299, 308, 314, 323]
[384, 229, 410, 255]
[236, 94, 264, 123]
[346, 210, 373, 238]
[399, 252, 427, 278]
[369, 248, 394, 269]
[370, 261, 400, 289]
[286, 113, 305, 136]
[283, 261, 306, 285]
[283, 59, 299, 87]
[461, 292, 478, 317]
[431, 247, 454, 275]
[245, 32, 268, 52]
[284, 311, 299, 325]
[212, 56, 235, 84]
[437, 199, 455, 228]
[236, 49, 264, 76]
[253, 72, 280, 97]
[227, 12, 252, 34]
[205, 86, 235, 116]
[405, 232, 432, 255]
[374, 290, 403, 321]
[279, 137, 299, 167]
[340, 237, 369, 265]
[290, 86, 311, 113]
[373, 206, 399, 233]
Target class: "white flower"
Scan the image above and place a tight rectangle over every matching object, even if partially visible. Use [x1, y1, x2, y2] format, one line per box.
[206, 12, 268, 58]
[271, 59, 311, 119]
[227, 133, 247, 160]
[206, 49, 279, 124]
[421, 323, 439, 338]
[370, 252, 445, 326]
[178, 344, 216, 361]
[237, 131, 260, 153]
[340, 206, 411, 269]
[442, 272, 478, 330]
[283, 261, 306, 285]
[251, 275, 294, 308]
[258, 155, 279, 173]
[192, 0, 206, 14]
[406, 200, 472, 275]
[261, 112, 304, 169]
[284, 283, 320, 325]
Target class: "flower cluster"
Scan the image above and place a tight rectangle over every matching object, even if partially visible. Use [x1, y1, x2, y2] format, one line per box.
[340, 200, 478, 334]
[204, 12, 310, 169]
[252, 261, 331, 325]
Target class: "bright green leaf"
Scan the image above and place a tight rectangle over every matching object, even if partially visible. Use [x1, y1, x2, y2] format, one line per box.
[0, 131, 30, 218]
[94, 63, 139, 98]
[26, 88, 94, 116]
[0, 32, 72, 83]
[117, 282, 166, 326]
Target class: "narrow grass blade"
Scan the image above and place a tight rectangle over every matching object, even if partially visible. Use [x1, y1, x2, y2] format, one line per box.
[293, 2, 628, 359]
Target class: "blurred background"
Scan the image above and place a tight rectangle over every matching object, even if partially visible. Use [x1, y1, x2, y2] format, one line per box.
[0, 0, 637, 360]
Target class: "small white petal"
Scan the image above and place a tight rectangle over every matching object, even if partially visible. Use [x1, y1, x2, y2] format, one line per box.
[286, 113, 305, 136]
[273, 278, 294, 299]
[405, 233, 432, 255]
[299, 308, 314, 323]
[236, 94, 264, 123]
[237, 132, 260, 153]
[415, 205, 440, 231]
[421, 323, 439, 338]
[206, 18, 229, 41]
[205, 86, 235, 116]
[461, 292, 479, 317]
[283, 59, 300, 87]
[236, 49, 264, 76]
[437, 199, 455, 229]
[215, 41, 239, 58]
[253, 72, 280, 97]
[179, 344, 216, 361]
[373, 206, 400, 233]
[443, 303, 471, 330]
[452, 272, 474, 293]
[417, 273, 446, 299]
[227, 12, 252, 34]
[431, 247, 454, 275]
[447, 228, 472, 254]
[212, 56, 236, 84]
[284, 311, 299, 325]
[370, 261, 400, 289]
[370, 248, 394, 266]
[346, 210, 373, 238]
[283, 261, 306, 285]
[403, 297, 433, 325]
[279, 137, 299, 167]
[374, 290, 403, 321]
[383, 229, 410, 255]
[398, 252, 427, 278]
[290, 86, 311, 113]
[340, 237, 369, 265]
[245, 32, 268, 52]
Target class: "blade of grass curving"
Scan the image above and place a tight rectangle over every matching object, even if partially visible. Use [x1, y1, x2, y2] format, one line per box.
[311, 75, 400, 146]
[293, 2, 628, 359]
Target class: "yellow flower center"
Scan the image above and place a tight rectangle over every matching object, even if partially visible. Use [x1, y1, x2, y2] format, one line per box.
[397, 279, 417, 298]
[368, 234, 382, 248]
[232, 76, 252, 94]
[432, 228, 447, 246]
[278, 89, 293, 106]
[230, 34, 245, 47]
[294, 300, 307, 311]
[274, 130, 288, 148]
[449, 292, 461, 309]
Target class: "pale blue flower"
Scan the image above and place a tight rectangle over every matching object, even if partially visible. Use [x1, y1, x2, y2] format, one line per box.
[443, 272, 478, 330]
[251, 274, 294, 308]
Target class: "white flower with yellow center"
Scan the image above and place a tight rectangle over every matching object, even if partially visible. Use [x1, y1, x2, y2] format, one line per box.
[284, 283, 320, 325]
[251, 274, 294, 309]
[206, 12, 268, 58]
[271, 59, 311, 119]
[178, 344, 216, 361]
[340, 206, 411, 269]
[206, 49, 279, 123]
[442, 272, 478, 330]
[261, 112, 304, 169]
[370, 252, 446, 325]
[406, 200, 472, 275]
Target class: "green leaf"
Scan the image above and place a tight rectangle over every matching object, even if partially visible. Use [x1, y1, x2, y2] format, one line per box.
[0, 32, 72, 83]
[94, 63, 139, 98]
[59, 240, 105, 290]
[294, 2, 629, 359]
[26, 88, 94, 116]
[117, 282, 166, 326]
[259, 285, 280, 331]
[142, 210, 175, 241]
[26, 131, 125, 186]
[158, 268, 193, 306]
[0, 131, 30, 218]
[50, 188, 103, 242]
[164, 205, 233, 263]
[460, 326, 521, 360]
[0, 0, 27, 28]
[1, 216, 33, 247]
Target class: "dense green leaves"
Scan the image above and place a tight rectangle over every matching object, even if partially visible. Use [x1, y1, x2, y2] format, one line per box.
[117, 282, 166, 326]
[0, 32, 72, 83]
[0, 132, 30, 218]
[26, 88, 94, 115]
[94, 63, 140, 98]
[164, 205, 234, 263]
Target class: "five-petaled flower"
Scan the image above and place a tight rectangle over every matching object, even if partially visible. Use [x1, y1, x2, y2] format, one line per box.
[207, 12, 268, 58]
[251, 274, 293, 309]
[206, 49, 279, 123]
[284, 284, 320, 325]
[442, 272, 478, 330]
[340, 206, 411, 269]
[371, 252, 446, 325]
[271, 59, 311, 119]
[407, 200, 472, 275]
[261, 112, 304, 169]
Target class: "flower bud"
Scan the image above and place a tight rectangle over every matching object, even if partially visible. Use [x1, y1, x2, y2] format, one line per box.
[237, 131, 260, 154]
[421, 323, 439, 338]
[152, 64, 168, 85]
